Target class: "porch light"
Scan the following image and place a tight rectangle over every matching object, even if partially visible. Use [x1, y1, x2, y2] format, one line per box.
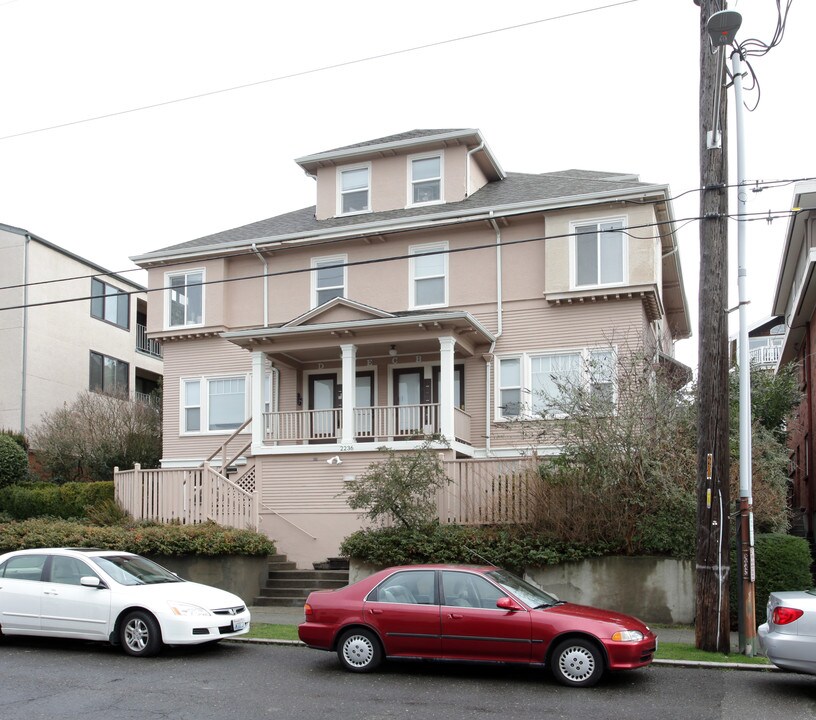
[389, 345, 398, 356]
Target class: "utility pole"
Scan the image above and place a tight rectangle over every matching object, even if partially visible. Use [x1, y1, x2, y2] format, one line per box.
[694, 0, 731, 654]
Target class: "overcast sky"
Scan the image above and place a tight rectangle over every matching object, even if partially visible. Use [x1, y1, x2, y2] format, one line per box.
[1, 0, 812, 370]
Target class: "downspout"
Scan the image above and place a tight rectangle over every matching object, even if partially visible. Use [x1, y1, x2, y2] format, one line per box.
[465, 141, 484, 198]
[20, 234, 30, 433]
[485, 212, 503, 455]
[251, 243, 269, 327]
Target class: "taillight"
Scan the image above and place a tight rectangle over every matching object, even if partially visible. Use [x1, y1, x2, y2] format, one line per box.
[304, 603, 313, 618]
[772, 606, 804, 625]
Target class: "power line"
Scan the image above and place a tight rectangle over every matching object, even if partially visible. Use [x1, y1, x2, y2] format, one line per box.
[0, 1, 638, 142]
[3, 173, 812, 295]
[0, 208, 800, 313]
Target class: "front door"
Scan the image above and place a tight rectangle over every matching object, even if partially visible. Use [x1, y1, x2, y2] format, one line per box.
[40, 555, 110, 638]
[309, 374, 337, 441]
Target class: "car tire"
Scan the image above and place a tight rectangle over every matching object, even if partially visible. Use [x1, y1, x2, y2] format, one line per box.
[336, 628, 383, 673]
[550, 638, 604, 688]
[120, 610, 162, 657]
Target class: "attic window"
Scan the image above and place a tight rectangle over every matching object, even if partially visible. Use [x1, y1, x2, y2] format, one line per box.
[409, 154, 442, 205]
[339, 165, 370, 215]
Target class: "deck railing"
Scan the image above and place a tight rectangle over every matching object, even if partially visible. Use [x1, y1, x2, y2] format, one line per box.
[749, 344, 780, 366]
[136, 323, 163, 358]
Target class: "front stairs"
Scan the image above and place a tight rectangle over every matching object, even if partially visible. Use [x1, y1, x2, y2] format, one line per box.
[254, 554, 349, 607]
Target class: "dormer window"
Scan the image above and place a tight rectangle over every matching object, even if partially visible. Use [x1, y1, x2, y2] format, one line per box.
[409, 154, 442, 206]
[338, 164, 370, 215]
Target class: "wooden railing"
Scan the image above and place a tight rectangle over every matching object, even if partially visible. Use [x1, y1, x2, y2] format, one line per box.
[439, 458, 537, 525]
[115, 463, 258, 530]
[749, 344, 781, 366]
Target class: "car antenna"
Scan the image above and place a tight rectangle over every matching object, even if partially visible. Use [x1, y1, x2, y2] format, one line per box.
[464, 546, 497, 567]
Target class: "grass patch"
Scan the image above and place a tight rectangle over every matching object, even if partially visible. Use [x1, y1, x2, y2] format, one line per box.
[244, 623, 300, 642]
[656, 641, 771, 665]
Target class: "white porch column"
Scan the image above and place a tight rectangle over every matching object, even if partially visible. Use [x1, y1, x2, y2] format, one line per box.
[340, 344, 357, 445]
[251, 351, 266, 448]
[439, 336, 456, 443]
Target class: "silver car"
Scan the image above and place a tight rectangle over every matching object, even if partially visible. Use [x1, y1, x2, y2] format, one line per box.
[758, 589, 816, 675]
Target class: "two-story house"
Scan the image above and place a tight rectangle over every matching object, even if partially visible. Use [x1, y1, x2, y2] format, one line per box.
[130, 129, 690, 567]
[0, 223, 163, 438]
[772, 180, 816, 542]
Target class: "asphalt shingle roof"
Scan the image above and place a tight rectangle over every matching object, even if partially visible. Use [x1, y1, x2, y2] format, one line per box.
[145, 169, 654, 258]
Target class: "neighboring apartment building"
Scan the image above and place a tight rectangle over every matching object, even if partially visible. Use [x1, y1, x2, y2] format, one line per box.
[132, 128, 691, 566]
[729, 317, 785, 370]
[0, 223, 163, 437]
[772, 180, 816, 542]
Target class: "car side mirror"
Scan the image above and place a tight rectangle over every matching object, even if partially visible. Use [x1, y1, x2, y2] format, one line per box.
[496, 597, 523, 612]
[80, 576, 104, 588]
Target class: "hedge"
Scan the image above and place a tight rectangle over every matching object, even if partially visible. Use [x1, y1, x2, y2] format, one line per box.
[0, 482, 114, 520]
[340, 524, 612, 572]
[0, 518, 275, 557]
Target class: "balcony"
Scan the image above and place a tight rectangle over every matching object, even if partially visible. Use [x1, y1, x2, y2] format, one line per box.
[263, 404, 471, 445]
[136, 323, 163, 358]
[749, 344, 780, 367]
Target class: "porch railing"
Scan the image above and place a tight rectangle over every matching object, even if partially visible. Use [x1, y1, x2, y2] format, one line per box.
[263, 403, 452, 444]
[114, 462, 258, 530]
[136, 323, 163, 358]
[749, 344, 780, 366]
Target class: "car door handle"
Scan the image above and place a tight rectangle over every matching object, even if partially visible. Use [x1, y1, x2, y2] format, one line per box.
[448, 613, 464, 619]
[369, 608, 383, 615]
[43, 590, 58, 596]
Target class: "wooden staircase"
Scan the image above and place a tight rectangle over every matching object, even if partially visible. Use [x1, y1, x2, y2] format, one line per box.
[254, 554, 349, 607]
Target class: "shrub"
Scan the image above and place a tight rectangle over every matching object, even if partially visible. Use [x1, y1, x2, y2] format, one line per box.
[730, 533, 814, 626]
[0, 435, 29, 488]
[1, 429, 29, 453]
[0, 481, 114, 520]
[0, 518, 275, 557]
[340, 524, 611, 573]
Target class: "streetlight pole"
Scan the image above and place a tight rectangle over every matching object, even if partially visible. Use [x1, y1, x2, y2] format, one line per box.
[731, 46, 757, 657]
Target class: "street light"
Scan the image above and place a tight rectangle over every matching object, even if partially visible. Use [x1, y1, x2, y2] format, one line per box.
[706, 8, 757, 657]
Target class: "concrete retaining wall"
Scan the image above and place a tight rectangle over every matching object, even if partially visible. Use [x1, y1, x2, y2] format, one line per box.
[350, 556, 694, 624]
[148, 555, 267, 605]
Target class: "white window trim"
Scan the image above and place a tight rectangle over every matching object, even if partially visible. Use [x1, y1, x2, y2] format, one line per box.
[569, 216, 628, 290]
[494, 347, 617, 421]
[407, 151, 444, 208]
[165, 268, 206, 330]
[409, 241, 449, 309]
[311, 254, 348, 308]
[180, 373, 250, 435]
[336, 162, 372, 216]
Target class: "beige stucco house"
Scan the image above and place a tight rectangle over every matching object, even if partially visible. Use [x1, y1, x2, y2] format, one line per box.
[129, 129, 690, 567]
[0, 223, 163, 437]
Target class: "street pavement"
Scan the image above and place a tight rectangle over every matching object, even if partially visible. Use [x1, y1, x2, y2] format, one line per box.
[247, 606, 767, 670]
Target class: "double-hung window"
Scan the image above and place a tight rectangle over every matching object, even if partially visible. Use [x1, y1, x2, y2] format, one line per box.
[91, 278, 129, 329]
[573, 219, 625, 288]
[409, 154, 442, 205]
[498, 357, 523, 417]
[588, 349, 615, 406]
[312, 255, 346, 307]
[410, 242, 448, 308]
[166, 270, 204, 328]
[182, 376, 247, 433]
[90, 351, 129, 395]
[339, 165, 370, 215]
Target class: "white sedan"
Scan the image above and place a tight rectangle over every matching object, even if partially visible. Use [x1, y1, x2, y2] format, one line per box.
[0, 547, 250, 657]
[758, 589, 816, 675]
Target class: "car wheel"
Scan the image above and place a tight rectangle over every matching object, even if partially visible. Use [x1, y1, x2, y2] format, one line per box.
[120, 610, 162, 657]
[337, 628, 383, 673]
[550, 638, 604, 688]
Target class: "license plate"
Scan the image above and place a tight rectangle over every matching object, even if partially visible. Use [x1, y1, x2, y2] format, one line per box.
[232, 619, 247, 632]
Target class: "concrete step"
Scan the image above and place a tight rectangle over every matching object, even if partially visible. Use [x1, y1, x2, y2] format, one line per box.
[253, 596, 308, 608]
[263, 578, 347, 590]
[267, 569, 348, 581]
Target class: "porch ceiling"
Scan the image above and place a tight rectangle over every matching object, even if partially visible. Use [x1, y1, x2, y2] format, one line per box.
[221, 311, 495, 366]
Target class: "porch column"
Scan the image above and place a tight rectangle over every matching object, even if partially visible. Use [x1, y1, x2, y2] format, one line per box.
[251, 351, 266, 448]
[439, 336, 456, 443]
[340, 344, 357, 445]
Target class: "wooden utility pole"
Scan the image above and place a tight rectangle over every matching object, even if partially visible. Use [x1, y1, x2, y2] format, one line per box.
[694, 0, 731, 654]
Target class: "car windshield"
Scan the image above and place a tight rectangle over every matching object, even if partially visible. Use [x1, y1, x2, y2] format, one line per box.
[90, 555, 183, 586]
[487, 569, 559, 608]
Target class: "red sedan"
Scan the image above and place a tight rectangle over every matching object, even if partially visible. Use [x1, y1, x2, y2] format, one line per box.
[298, 564, 656, 688]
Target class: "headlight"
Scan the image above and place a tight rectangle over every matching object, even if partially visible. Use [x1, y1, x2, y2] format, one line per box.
[611, 630, 644, 642]
[168, 601, 211, 617]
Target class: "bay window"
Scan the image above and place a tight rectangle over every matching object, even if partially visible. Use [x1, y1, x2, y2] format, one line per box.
[574, 219, 625, 288]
